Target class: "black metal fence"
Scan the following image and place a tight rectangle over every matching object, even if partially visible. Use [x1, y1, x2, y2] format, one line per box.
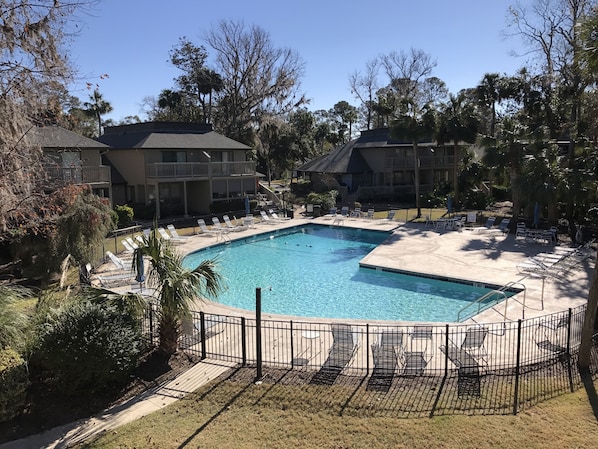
[141, 304, 598, 416]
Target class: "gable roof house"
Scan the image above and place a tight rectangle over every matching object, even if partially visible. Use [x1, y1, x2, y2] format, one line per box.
[298, 128, 460, 205]
[30, 125, 112, 200]
[97, 122, 257, 218]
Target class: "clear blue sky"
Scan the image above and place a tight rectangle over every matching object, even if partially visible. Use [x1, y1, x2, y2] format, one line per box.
[68, 0, 530, 122]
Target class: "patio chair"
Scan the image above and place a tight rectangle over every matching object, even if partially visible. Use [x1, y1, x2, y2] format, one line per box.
[474, 216, 496, 232]
[384, 210, 396, 221]
[223, 214, 247, 231]
[269, 209, 290, 222]
[366, 208, 375, 219]
[350, 207, 362, 218]
[324, 207, 337, 219]
[157, 227, 172, 241]
[105, 250, 131, 271]
[196, 218, 219, 237]
[212, 217, 231, 233]
[367, 330, 404, 392]
[497, 218, 511, 233]
[259, 210, 277, 225]
[310, 323, 358, 385]
[167, 224, 192, 241]
[340, 206, 349, 218]
[440, 342, 482, 397]
[401, 351, 430, 376]
[535, 316, 568, 354]
[95, 271, 134, 287]
[461, 326, 489, 365]
[515, 222, 527, 239]
[121, 239, 136, 254]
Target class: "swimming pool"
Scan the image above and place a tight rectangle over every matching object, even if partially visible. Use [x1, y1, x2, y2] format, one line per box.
[183, 224, 502, 322]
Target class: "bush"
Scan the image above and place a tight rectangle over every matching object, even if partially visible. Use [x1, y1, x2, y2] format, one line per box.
[306, 191, 338, 211]
[32, 301, 142, 395]
[114, 204, 134, 227]
[0, 348, 29, 423]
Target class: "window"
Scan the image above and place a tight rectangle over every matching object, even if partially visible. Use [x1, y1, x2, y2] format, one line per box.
[162, 151, 187, 163]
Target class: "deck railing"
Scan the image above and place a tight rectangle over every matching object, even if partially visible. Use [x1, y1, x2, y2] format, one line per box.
[145, 161, 256, 180]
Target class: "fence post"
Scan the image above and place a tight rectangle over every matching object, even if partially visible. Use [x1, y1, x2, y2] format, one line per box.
[200, 311, 206, 360]
[513, 319, 523, 415]
[256, 287, 262, 381]
[566, 308, 574, 392]
[444, 324, 449, 376]
[241, 317, 247, 366]
[366, 324, 370, 374]
[290, 320, 294, 368]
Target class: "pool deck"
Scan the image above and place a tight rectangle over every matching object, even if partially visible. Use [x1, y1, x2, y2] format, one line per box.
[105, 213, 594, 325]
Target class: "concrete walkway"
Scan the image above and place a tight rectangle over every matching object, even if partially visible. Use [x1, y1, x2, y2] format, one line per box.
[0, 359, 236, 449]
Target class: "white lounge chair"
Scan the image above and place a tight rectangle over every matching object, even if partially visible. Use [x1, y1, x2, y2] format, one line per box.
[167, 224, 192, 241]
[223, 215, 246, 231]
[157, 227, 172, 241]
[324, 207, 337, 219]
[259, 210, 277, 225]
[197, 219, 219, 236]
[366, 209, 375, 219]
[268, 209, 290, 222]
[212, 217, 231, 233]
[106, 251, 131, 271]
[121, 239, 136, 254]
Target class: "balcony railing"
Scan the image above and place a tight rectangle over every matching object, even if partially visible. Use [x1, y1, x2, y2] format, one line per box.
[44, 165, 111, 185]
[145, 161, 256, 180]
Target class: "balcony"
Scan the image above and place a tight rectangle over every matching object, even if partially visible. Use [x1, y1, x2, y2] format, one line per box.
[145, 161, 256, 181]
[44, 165, 111, 186]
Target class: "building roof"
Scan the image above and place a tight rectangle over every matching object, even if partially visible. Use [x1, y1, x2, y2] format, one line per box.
[29, 125, 109, 149]
[97, 121, 251, 151]
[298, 138, 370, 174]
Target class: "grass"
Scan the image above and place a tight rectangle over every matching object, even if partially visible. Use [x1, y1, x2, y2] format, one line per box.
[76, 369, 598, 449]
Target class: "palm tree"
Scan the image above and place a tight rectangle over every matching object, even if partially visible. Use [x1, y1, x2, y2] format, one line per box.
[390, 101, 437, 218]
[133, 228, 223, 356]
[83, 88, 113, 137]
[437, 93, 479, 207]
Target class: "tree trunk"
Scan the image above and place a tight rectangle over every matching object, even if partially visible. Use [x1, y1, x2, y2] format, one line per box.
[578, 248, 598, 369]
[453, 142, 460, 206]
[159, 313, 180, 356]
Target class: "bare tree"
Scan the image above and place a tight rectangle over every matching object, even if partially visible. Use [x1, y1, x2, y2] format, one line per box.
[204, 20, 307, 143]
[349, 58, 380, 130]
[0, 0, 91, 237]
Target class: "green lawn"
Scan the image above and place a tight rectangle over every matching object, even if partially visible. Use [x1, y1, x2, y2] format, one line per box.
[76, 370, 598, 449]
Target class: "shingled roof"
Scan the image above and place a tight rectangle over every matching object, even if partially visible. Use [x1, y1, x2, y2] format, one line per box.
[29, 125, 109, 149]
[97, 121, 250, 150]
[298, 138, 369, 174]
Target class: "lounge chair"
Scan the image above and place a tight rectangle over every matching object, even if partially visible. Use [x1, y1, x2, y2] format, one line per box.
[269, 209, 290, 222]
[212, 217, 231, 233]
[497, 218, 511, 233]
[223, 215, 247, 231]
[384, 210, 396, 221]
[106, 250, 131, 271]
[157, 227, 172, 241]
[95, 271, 133, 287]
[535, 316, 568, 354]
[401, 326, 433, 376]
[350, 207, 362, 218]
[440, 342, 481, 396]
[197, 219, 219, 237]
[180, 315, 227, 349]
[461, 326, 489, 365]
[367, 330, 403, 392]
[473, 216, 496, 232]
[324, 207, 337, 219]
[259, 210, 277, 225]
[167, 224, 192, 241]
[310, 323, 358, 385]
[340, 206, 349, 218]
[366, 209, 375, 219]
[121, 239, 136, 254]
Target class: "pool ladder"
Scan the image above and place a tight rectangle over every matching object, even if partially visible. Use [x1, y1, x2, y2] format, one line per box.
[457, 281, 526, 322]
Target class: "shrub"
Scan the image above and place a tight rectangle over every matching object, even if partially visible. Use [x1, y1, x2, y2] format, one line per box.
[114, 204, 134, 227]
[0, 348, 29, 423]
[32, 301, 142, 395]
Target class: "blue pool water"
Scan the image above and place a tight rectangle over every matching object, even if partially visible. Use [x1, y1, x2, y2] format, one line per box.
[183, 224, 496, 322]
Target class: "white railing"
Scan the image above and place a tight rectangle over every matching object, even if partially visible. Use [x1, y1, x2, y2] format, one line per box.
[146, 161, 256, 180]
